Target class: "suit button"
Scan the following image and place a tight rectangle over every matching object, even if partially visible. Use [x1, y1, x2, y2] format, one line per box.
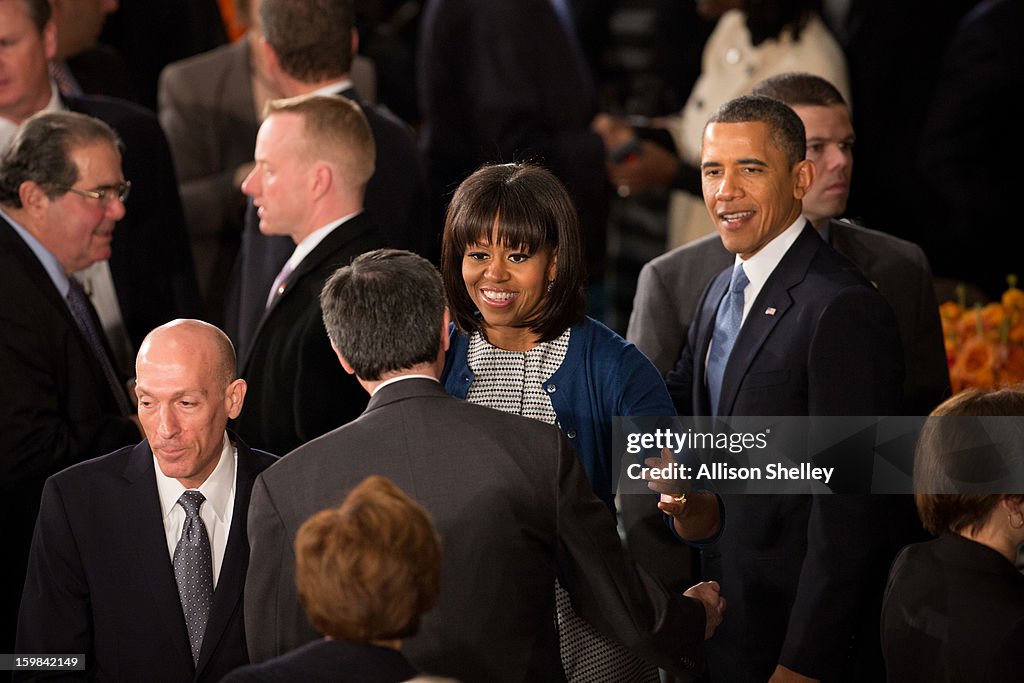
[546, 384, 557, 393]
[566, 430, 576, 439]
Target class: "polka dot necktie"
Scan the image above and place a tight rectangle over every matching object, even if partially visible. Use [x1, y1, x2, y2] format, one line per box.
[173, 490, 213, 665]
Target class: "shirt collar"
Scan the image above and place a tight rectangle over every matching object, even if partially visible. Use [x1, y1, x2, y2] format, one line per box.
[372, 374, 439, 396]
[285, 211, 361, 272]
[311, 78, 355, 97]
[154, 433, 236, 524]
[0, 81, 64, 153]
[733, 215, 807, 294]
[0, 205, 71, 297]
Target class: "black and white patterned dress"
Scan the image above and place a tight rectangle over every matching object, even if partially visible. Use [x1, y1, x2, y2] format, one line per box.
[465, 330, 660, 683]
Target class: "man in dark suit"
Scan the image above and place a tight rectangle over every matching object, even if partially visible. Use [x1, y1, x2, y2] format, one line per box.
[232, 94, 383, 455]
[0, 110, 141, 651]
[226, 0, 429, 355]
[417, 0, 610, 286]
[245, 249, 724, 682]
[628, 72, 949, 416]
[664, 95, 905, 682]
[0, 0, 201, 371]
[622, 74, 946, 633]
[16, 319, 276, 682]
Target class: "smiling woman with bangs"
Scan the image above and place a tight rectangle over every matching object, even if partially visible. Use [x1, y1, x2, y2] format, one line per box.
[439, 162, 719, 683]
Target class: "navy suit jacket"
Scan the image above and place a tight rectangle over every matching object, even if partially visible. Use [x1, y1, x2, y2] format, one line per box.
[65, 95, 202, 347]
[666, 224, 906, 682]
[15, 435, 276, 683]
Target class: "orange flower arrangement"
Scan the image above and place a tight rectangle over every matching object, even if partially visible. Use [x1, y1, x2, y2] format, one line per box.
[942, 275, 1024, 393]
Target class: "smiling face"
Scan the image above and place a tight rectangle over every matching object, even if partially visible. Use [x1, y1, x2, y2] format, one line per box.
[701, 120, 813, 259]
[135, 323, 246, 489]
[40, 140, 126, 273]
[793, 104, 854, 226]
[0, 0, 56, 123]
[242, 111, 315, 242]
[461, 224, 557, 351]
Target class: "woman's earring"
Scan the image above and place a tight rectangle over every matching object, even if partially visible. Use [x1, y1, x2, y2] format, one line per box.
[546, 280, 555, 293]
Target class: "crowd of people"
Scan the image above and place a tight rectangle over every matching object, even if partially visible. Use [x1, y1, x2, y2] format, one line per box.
[2, 0, 1022, 681]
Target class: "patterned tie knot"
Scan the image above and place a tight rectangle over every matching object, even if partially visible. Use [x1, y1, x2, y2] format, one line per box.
[730, 263, 749, 295]
[177, 490, 206, 518]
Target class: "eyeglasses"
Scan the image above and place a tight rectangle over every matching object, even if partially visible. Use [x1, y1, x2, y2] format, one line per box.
[56, 181, 132, 204]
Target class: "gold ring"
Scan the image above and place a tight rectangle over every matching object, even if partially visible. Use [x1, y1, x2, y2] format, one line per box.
[673, 494, 687, 503]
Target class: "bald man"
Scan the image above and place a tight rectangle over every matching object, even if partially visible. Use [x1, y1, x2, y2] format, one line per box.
[16, 320, 277, 683]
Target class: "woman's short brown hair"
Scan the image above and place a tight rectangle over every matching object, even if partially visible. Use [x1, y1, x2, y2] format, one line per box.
[295, 475, 442, 642]
[914, 386, 1024, 535]
[440, 163, 586, 343]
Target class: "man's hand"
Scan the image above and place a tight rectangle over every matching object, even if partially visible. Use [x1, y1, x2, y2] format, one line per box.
[683, 580, 725, 639]
[768, 664, 820, 683]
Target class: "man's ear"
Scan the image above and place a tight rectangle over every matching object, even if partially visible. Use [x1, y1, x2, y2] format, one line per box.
[225, 379, 248, 420]
[260, 34, 281, 81]
[441, 308, 452, 353]
[331, 341, 356, 375]
[793, 159, 815, 200]
[18, 181, 51, 221]
[43, 20, 58, 61]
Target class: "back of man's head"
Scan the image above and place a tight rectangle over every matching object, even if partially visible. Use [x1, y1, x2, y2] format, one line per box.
[265, 93, 375, 189]
[320, 249, 445, 381]
[0, 110, 120, 208]
[751, 72, 847, 109]
[706, 94, 806, 166]
[260, 0, 354, 82]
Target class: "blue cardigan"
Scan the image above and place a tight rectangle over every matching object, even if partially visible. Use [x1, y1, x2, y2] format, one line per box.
[443, 317, 674, 510]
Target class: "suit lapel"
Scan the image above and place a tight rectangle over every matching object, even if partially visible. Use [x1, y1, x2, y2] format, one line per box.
[195, 437, 257, 678]
[242, 213, 374, 368]
[121, 441, 196, 669]
[717, 226, 821, 416]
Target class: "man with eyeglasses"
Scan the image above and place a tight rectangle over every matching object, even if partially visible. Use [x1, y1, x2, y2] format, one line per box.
[0, 0, 200, 377]
[0, 110, 143, 651]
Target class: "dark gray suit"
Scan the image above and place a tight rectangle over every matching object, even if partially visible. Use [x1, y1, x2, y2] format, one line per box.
[244, 378, 706, 682]
[627, 218, 950, 415]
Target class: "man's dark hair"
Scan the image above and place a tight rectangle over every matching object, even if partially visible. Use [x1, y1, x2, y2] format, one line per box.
[752, 72, 847, 108]
[706, 94, 807, 167]
[261, 0, 354, 82]
[320, 249, 444, 381]
[22, 0, 52, 31]
[0, 110, 121, 208]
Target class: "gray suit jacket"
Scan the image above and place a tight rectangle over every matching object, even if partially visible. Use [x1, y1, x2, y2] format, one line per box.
[158, 37, 258, 314]
[244, 378, 706, 682]
[627, 218, 950, 415]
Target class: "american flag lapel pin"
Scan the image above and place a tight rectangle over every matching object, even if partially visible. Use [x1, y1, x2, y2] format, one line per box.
[764, 307, 777, 316]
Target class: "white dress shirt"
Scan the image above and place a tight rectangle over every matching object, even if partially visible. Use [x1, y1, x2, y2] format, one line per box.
[154, 434, 236, 587]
